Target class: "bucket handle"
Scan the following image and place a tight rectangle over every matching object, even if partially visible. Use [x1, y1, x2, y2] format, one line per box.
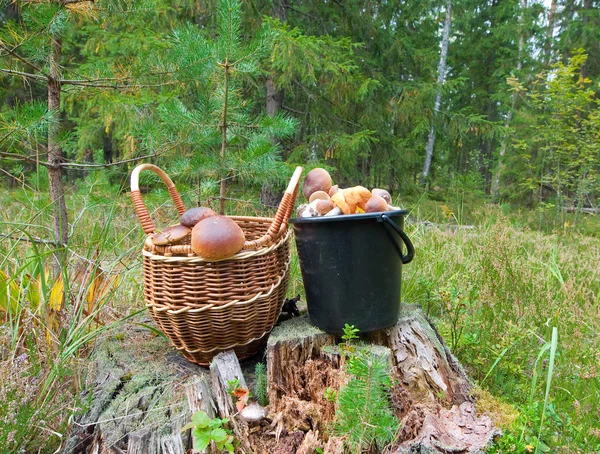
[379, 214, 415, 264]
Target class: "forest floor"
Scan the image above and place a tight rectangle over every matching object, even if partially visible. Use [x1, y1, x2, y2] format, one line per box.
[1, 181, 599, 453]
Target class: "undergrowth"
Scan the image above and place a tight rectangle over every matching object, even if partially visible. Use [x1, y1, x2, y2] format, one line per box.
[403, 203, 600, 453]
[1, 175, 599, 452]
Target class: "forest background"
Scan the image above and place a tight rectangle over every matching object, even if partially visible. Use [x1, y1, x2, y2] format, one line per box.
[0, 0, 599, 452]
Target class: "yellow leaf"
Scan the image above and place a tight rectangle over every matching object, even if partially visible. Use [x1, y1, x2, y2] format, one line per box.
[49, 278, 64, 312]
[0, 270, 19, 313]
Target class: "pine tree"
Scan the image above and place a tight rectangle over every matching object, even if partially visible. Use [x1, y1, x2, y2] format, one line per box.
[137, 0, 296, 214]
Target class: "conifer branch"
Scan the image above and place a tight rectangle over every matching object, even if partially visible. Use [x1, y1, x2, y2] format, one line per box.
[0, 151, 53, 167]
[0, 42, 49, 77]
[59, 152, 163, 169]
[61, 80, 178, 89]
[0, 68, 47, 81]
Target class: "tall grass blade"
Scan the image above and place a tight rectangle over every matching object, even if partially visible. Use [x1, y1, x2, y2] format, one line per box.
[535, 327, 558, 454]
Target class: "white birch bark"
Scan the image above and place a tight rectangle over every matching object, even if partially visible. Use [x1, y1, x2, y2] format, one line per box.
[421, 0, 452, 182]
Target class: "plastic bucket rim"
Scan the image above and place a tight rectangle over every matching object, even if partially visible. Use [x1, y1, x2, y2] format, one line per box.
[289, 209, 408, 224]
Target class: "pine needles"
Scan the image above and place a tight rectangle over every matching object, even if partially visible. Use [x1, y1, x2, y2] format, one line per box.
[334, 325, 398, 453]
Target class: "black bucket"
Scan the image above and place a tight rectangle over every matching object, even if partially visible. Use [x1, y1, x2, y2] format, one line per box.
[290, 210, 414, 334]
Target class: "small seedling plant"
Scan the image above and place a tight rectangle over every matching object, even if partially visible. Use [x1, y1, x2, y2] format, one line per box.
[334, 324, 399, 453]
[182, 410, 234, 453]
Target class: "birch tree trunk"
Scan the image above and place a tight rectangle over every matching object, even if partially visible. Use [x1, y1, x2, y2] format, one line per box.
[48, 34, 69, 275]
[421, 0, 452, 183]
[491, 0, 527, 201]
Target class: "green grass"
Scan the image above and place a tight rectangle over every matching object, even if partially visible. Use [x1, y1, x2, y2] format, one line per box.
[402, 201, 600, 453]
[1, 177, 599, 452]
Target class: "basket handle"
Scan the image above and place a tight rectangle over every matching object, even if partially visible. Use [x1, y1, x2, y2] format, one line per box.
[243, 166, 303, 250]
[130, 164, 187, 234]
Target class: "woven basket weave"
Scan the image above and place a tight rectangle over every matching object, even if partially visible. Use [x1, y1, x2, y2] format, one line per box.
[130, 164, 303, 365]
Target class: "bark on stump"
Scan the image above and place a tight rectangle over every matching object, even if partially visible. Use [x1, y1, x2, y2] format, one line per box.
[64, 306, 499, 453]
[266, 306, 500, 453]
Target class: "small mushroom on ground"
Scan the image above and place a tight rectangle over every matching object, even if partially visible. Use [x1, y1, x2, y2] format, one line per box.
[180, 206, 217, 228]
[191, 216, 246, 260]
[365, 195, 389, 213]
[239, 402, 268, 423]
[152, 224, 191, 246]
[303, 168, 332, 200]
[371, 188, 391, 204]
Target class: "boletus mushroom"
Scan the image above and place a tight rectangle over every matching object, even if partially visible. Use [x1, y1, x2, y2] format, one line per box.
[191, 216, 246, 260]
[152, 224, 191, 246]
[180, 206, 217, 228]
[371, 188, 391, 204]
[308, 190, 331, 203]
[365, 195, 389, 213]
[303, 168, 332, 200]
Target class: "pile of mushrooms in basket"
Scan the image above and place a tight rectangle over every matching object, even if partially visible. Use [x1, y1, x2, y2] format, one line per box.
[297, 168, 400, 217]
[150, 207, 246, 261]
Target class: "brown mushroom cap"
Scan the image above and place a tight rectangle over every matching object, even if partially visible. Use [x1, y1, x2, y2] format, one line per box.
[331, 191, 351, 215]
[191, 216, 246, 260]
[308, 191, 331, 203]
[372, 188, 391, 204]
[152, 224, 191, 246]
[343, 186, 372, 213]
[315, 199, 335, 215]
[303, 168, 332, 200]
[328, 185, 340, 197]
[180, 206, 217, 228]
[365, 195, 389, 213]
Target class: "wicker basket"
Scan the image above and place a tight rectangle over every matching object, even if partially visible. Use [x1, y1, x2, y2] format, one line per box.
[130, 164, 303, 365]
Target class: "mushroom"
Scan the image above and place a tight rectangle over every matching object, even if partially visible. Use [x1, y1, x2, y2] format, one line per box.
[330, 191, 351, 215]
[180, 206, 217, 228]
[371, 188, 391, 204]
[191, 216, 246, 260]
[343, 186, 372, 213]
[365, 195, 389, 213]
[239, 402, 267, 423]
[303, 168, 332, 200]
[152, 224, 191, 246]
[308, 190, 331, 203]
[315, 199, 334, 215]
[328, 185, 340, 197]
[297, 203, 318, 218]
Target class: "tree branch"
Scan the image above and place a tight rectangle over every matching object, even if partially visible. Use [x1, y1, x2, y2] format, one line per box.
[0, 151, 53, 167]
[59, 153, 162, 169]
[0, 67, 47, 81]
[61, 80, 178, 89]
[0, 42, 48, 76]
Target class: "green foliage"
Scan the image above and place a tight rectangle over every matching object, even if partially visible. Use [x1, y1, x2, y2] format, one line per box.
[182, 410, 235, 453]
[402, 202, 600, 452]
[334, 349, 398, 453]
[331, 323, 398, 452]
[507, 51, 600, 208]
[339, 323, 359, 355]
[253, 362, 268, 407]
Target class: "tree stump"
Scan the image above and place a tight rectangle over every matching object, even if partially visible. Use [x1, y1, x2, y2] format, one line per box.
[266, 306, 500, 453]
[64, 306, 499, 453]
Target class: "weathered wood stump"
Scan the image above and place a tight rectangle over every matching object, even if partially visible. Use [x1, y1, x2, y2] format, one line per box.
[266, 306, 499, 453]
[64, 306, 499, 454]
